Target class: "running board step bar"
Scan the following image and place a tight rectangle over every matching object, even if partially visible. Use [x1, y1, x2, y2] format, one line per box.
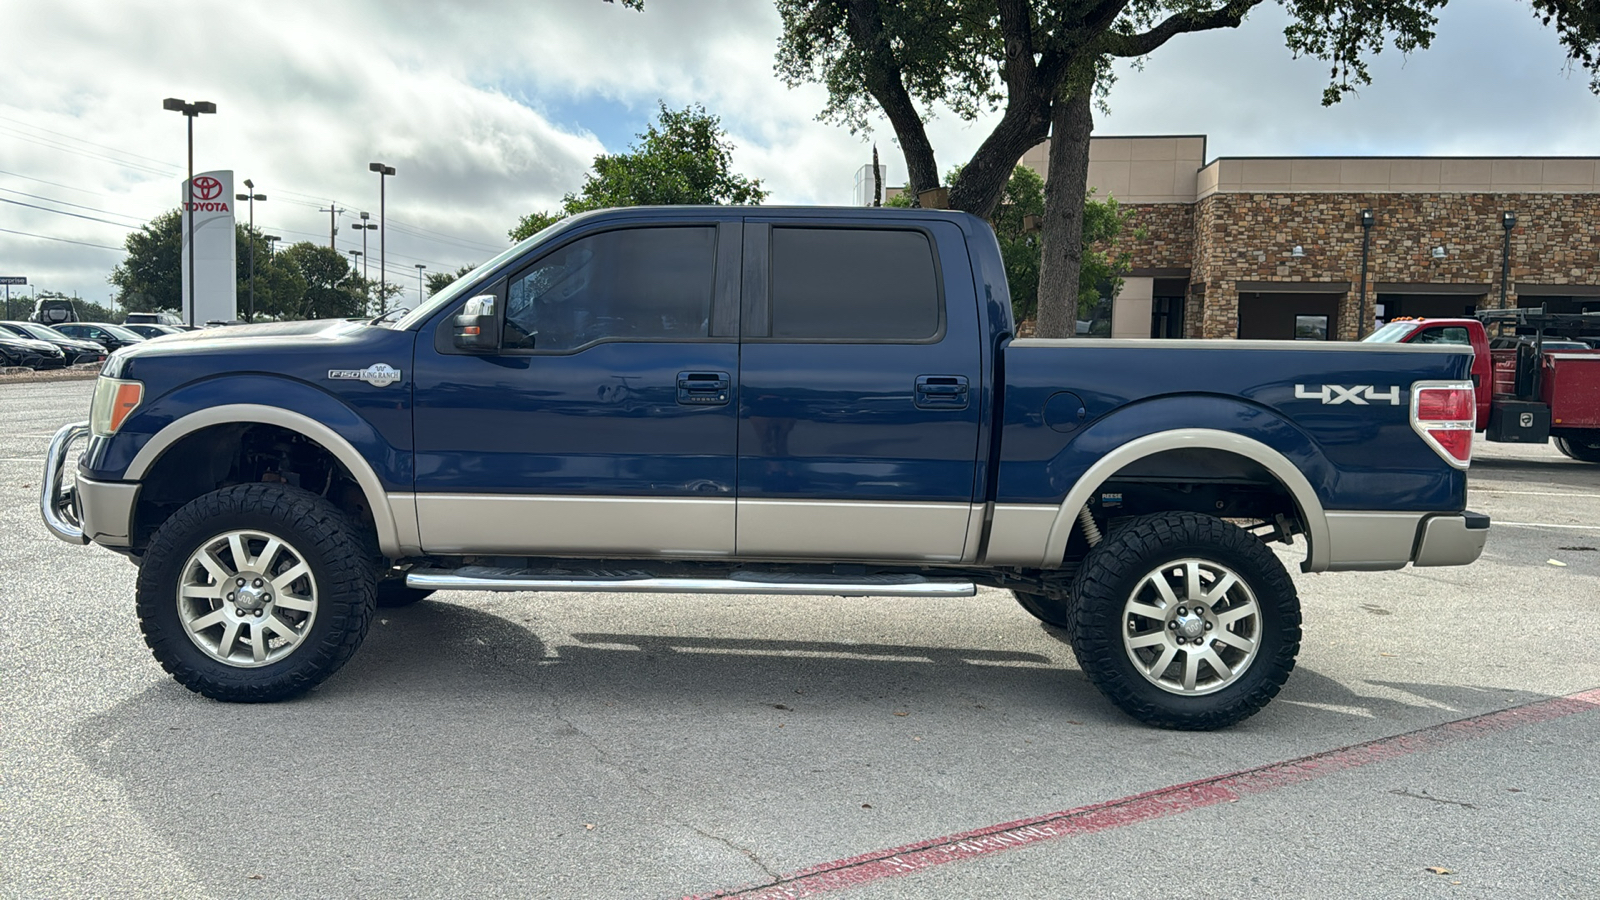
[406, 566, 976, 598]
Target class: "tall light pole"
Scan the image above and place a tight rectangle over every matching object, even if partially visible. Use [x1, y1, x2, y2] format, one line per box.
[368, 162, 395, 313]
[350, 211, 377, 312]
[264, 234, 280, 257]
[414, 263, 426, 306]
[235, 179, 266, 322]
[163, 97, 217, 326]
[347, 249, 363, 303]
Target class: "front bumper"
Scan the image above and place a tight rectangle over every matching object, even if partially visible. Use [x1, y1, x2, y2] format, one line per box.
[41, 422, 90, 543]
[41, 421, 142, 548]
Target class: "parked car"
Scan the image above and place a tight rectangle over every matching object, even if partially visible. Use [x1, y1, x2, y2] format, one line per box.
[120, 323, 185, 340]
[0, 330, 67, 368]
[123, 311, 185, 327]
[53, 322, 146, 353]
[0, 321, 108, 365]
[0, 333, 50, 369]
[31, 297, 79, 326]
[42, 206, 1488, 730]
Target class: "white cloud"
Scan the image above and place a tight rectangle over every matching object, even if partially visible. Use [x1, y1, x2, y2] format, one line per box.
[2, 1, 1598, 304]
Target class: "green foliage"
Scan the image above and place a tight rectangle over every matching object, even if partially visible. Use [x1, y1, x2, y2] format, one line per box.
[276, 243, 367, 320]
[426, 264, 477, 297]
[108, 210, 182, 313]
[1078, 192, 1141, 318]
[510, 102, 768, 242]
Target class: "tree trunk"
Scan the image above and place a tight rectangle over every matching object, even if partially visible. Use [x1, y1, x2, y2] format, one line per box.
[946, 98, 1052, 218]
[1034, 86, 1094, 340]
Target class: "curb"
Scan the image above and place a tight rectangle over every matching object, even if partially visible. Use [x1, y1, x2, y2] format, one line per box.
[0, 365, 101, 384]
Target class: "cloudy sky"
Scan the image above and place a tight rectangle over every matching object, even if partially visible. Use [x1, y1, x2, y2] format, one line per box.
[3, 1, 1598, 307]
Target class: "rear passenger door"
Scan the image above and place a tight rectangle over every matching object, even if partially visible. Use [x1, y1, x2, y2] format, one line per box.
[735, 219, 984, 562]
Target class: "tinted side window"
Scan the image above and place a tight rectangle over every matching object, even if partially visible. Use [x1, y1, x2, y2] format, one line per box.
[504, 226, 716, 351]
[768, 228, 939, 341]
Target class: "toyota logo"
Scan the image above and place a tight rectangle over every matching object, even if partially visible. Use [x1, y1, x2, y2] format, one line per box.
[191, 176, 223, 200]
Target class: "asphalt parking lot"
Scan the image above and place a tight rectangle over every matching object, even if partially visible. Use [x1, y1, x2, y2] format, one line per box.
[2, 379, 1597, 899]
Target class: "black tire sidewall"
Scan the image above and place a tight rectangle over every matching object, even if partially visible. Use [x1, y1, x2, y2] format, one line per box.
[1071, 513, 1301, 729]
[136, 485, 375, 702]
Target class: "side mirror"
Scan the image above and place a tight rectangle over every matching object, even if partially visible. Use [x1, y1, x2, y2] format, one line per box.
[453, 294, 500, 351]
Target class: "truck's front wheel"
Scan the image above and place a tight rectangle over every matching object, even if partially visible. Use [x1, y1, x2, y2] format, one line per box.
[135, 484, 376, 702]
[1070, 512, 1301, 730]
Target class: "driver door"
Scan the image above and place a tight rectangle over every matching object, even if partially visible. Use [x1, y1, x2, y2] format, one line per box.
[410, 218, 743, 557]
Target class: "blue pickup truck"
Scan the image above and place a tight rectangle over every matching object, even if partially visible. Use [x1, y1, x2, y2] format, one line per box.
[43, 207, 1488, 728]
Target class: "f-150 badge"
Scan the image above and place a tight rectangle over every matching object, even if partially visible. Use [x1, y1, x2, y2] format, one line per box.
[1295, 384, 1401, 405]
[328, 363, 402, 387]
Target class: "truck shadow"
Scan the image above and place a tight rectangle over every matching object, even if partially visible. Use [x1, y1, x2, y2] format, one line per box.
[66, 598, 1559, 896]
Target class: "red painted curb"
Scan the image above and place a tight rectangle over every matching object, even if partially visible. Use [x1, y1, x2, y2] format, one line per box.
[689, 687, 1600, 899]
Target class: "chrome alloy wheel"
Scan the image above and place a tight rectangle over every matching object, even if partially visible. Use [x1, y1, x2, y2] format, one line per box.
[1121, 558, 1261, 695]
[176, 529, 318, 667]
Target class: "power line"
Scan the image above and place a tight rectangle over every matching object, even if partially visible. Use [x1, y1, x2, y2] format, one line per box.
[0, 167, 110, 196]
[0, 112, 180, 170]
[0, 196, 140, 229]
[0, 126, 176, 178]
[0, 186, 151, 225]
[0, 226, 123, 251]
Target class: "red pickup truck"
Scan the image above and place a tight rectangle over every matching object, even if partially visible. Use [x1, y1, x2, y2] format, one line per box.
[1364, 310, 1600, 462]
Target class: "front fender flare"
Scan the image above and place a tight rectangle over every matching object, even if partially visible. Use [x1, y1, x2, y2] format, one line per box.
[124, 403, 413, 558]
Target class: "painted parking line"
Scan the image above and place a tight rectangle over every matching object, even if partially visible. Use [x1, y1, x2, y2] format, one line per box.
[689, 687, 1600, 900]
[1472, 489, 1600, 498]
[1494, 521, 1600, 531]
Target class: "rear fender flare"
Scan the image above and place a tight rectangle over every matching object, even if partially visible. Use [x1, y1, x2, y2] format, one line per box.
[1044, 428, 1330, 572]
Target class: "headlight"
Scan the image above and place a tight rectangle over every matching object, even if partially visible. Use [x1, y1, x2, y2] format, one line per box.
[90, 377, 144, 437]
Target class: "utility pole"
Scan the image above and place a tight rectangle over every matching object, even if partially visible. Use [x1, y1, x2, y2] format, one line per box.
[318, 204, 346, 250]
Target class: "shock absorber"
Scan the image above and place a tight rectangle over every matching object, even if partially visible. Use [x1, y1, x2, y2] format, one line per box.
[1078, 504, 1103, 547]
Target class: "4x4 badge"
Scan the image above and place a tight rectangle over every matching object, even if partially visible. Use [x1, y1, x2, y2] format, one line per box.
[328, 363, 402, 387]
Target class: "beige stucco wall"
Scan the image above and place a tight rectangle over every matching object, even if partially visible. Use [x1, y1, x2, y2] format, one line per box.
[1197, 157, 1600, 197]
[1112, 277, 1154, 338]
[1024, 135, 1206, 205]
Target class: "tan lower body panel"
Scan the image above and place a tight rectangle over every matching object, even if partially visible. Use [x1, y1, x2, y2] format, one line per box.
[414, 494, 735, 556]
[735, 499, 976, 562]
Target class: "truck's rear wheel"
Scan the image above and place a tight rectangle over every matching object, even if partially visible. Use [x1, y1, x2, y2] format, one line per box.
[1070, 512, 1301, 730]
[1554, 436, 1600, 463]
[135, 484, 376, 702]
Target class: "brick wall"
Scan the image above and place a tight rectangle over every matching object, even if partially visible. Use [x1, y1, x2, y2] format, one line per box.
[1190, 192, 1600, 339]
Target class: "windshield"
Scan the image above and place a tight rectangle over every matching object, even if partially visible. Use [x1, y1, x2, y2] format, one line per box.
[17, 323, 70, 340]
[1363, 321, 1420, 343]
[100, 324, 145, 341]
[393, 216, 576, 331]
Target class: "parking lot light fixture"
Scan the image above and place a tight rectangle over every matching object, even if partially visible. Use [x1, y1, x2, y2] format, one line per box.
[369, 163, 395, 313]
[235, 181, 267, 322]
[163, 97, 217, 326]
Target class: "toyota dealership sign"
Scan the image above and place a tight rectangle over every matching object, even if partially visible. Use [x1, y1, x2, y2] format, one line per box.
[180, 170, 237, 324]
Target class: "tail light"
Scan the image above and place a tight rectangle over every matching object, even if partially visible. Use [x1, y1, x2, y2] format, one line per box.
[1410, 381, 1475, 468]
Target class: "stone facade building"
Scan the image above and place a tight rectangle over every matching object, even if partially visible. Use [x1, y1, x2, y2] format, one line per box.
[1012, 135, 1600, 340]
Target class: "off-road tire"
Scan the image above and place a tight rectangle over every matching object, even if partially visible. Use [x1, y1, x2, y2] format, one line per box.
[1554, 436, 1600, 463]
[136, 484, 376, 702]
[1070, 512, 1301, 730]
[1012, 589, 1074, 628]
